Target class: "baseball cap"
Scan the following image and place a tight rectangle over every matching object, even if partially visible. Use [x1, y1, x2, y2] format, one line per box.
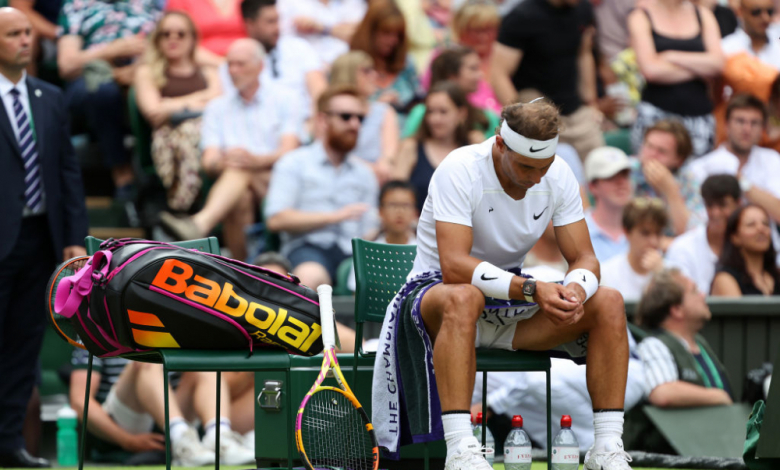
[585, 146, 631, 182]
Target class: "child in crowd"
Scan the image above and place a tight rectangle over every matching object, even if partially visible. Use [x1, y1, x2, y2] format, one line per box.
[601, 198, 668, 301]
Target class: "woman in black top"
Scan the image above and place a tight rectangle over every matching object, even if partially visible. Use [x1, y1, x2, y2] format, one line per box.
[711, 204, 780, 296]
[627, 0, 724, 157]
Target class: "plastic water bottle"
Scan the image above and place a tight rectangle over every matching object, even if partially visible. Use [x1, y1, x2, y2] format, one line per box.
[552, 415, 580, 470]
[57, 406, 79, 467]
[473, 412, 495, 466]
[504, 415, 532, 470]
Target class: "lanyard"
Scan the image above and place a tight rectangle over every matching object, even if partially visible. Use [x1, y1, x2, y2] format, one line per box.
[692, 341, 724, 390]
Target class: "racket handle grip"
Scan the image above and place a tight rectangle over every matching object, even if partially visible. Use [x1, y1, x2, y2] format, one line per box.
[317, 285, 336, 349]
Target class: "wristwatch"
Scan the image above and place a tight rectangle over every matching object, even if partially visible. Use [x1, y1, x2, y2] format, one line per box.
[522, 278, 537, 303]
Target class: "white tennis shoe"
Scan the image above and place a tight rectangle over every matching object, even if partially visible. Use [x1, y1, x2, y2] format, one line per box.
[584, 440, 633, 470]
[202, 429, 256, 465]
[172, 426, 216, 467]
[444, 437, 494, 470]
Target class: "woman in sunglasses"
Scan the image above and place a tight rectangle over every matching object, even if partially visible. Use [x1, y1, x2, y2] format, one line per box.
[134, 11, 222, 212]
[392, 81, 484, 212]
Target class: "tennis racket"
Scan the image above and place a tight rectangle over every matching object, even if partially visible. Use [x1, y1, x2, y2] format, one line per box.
[45, 256, 90, 349]
[295, 285, 380, 470]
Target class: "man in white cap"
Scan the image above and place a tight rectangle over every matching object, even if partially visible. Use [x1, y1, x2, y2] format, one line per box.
[371, 99, 633, 470]
[584, 147, 634, 262]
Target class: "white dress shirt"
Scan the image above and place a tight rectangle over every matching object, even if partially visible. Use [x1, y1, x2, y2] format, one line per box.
[0, 71, 45, 216]
[0, 70, 31, 142]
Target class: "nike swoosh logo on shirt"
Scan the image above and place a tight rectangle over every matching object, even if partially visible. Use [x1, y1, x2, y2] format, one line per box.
[533, 207, 548, 220]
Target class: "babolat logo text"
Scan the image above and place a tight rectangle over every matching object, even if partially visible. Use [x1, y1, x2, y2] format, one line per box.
[151, 259, 322, 353]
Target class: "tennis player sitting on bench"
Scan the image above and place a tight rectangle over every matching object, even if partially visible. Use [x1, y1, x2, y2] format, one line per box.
[412, 99, 631, 469]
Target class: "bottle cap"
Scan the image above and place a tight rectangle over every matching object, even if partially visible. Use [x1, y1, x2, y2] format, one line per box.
[561, 415, 572, 428]
[512, 415, 523, 428]
[476, 412, 483, 424]
[57, 406, 77, 419]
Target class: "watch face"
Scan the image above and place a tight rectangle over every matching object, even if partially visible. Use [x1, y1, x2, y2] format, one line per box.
[523, 280, 535, 296]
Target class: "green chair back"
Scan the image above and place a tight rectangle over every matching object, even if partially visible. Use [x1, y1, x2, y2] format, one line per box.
[352, 239, 417, 330]
[604, 128, 633, 155]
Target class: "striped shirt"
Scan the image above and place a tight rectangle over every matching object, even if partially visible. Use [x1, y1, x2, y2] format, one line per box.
[71, 349, 181, 404]
[637, 336, 682, 396]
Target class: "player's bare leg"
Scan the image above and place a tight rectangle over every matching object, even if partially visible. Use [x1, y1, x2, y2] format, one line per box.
[511, 286, 632, 469]
[420, 283, 492, 469]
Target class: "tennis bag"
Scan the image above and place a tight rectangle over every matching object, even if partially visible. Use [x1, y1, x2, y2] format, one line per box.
[53, 239, 323, 358]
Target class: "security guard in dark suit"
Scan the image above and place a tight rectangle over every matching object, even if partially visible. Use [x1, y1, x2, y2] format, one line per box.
[0, 8, 88, 467]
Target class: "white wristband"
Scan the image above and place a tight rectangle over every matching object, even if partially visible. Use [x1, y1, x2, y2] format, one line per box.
[471, 261, 514, 300]
[563, 269, 599, 303]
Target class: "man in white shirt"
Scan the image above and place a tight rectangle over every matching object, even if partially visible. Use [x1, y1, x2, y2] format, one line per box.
[632, 269, 732, 452]
[160, 39, 301, 261]
[584, 146, 633, 262]
[665, 175, 741, 294]
[222, 0, 327, 121]
[371, 100, 633, 470]
[277, 0, 366, 65]
[688, 94, 780, 264]
[601, 198, 667, 301]
[721, 0, 780, 69]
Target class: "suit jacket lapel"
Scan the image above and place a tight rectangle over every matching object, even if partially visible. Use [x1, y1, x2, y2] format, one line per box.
[26, 78, 44, 160]
[0, 94, 20, 158]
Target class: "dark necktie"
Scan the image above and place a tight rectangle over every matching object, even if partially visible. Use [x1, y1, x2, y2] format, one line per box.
[11, 88, 43, 212]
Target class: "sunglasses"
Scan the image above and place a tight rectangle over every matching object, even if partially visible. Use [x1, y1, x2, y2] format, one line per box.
[326, 111, 365, 123]
[749, 7, 775, 16]
[161, 30, 189, 40]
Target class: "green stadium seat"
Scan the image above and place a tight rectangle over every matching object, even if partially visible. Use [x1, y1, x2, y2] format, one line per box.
[604, 128, 633, 155]
[77, 236, 296, 470]
[333, 258, 353, 296]
[350, 239, 553, 469]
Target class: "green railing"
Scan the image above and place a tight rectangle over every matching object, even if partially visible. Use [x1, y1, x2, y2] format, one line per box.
[334, 295, 780, 401]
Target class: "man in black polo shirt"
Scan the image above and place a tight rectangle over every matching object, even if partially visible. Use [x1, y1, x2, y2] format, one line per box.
[490, 0, 605, 159]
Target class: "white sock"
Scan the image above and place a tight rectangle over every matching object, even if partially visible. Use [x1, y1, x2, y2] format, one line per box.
[169, 417, 189, 442]
[204, 418, 232, 442]
[592, 410, 624, 451]
[442, 412, 474, 461]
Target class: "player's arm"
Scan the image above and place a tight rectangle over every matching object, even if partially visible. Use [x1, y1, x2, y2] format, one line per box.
[437, 221, 583, 323]
[555, 219, 601, 302]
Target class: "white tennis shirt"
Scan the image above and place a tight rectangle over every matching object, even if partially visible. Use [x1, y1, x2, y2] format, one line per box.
[410, 137, 585, 278]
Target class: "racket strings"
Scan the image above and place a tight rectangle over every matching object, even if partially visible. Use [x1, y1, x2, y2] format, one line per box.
[301, 389, 374, 470]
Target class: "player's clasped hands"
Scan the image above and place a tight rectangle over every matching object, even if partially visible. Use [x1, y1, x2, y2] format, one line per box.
[534, 281, 585, 326]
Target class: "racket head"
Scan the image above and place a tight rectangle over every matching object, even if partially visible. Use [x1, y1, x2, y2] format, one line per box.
[295, 386, 379, 470]
[46, 256, 89, 349]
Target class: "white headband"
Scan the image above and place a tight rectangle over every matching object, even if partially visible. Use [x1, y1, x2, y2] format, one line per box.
[500, 121, 558, 159]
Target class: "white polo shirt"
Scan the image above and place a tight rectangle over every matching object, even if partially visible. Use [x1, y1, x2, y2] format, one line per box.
[411, 137, 584, 277]
[664, 225, 718, 295]
[600, 253, 654, 302]
[277, 0, 367, 65]
[722, 27, 780, 70]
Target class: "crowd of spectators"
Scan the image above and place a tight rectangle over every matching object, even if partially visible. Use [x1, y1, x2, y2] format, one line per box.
[4, 0, 780, 464]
